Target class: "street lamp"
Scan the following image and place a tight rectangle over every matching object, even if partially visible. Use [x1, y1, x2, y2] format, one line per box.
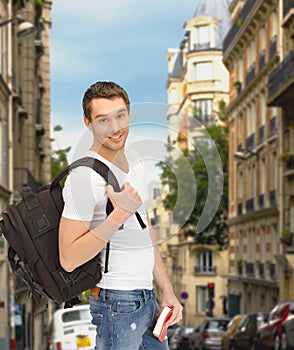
[0, 15, 35, 38]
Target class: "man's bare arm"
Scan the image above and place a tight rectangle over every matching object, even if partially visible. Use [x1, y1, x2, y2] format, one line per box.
[148, 216, 183, 326]
[59, 183, 141, 272]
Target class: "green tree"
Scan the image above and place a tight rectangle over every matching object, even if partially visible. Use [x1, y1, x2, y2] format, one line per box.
[51, 125, 71, 181]
[158, 101, 228, 249]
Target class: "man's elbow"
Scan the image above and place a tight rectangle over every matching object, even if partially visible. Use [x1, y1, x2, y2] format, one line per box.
[59, 253, 76, 273]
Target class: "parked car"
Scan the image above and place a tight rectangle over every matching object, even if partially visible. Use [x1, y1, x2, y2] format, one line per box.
[229, 312, 268, 350]
[188, 317, 230, 350]
[281, 313, 294, 350]
[257, 301, 294, 350]
[48, 304, 96, 350]
[167, 324, 181, 347]
[221, 314, 247, 350]
[169, 326, 194, 350]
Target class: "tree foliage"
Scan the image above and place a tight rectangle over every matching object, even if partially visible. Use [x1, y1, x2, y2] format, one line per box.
[158, 101, 228, 249]
[51, 125, 71, 182]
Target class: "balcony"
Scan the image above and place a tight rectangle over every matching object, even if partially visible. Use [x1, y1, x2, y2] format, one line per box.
[194, 266, 217, 275]
[223, 0, 258, 54]
[268, 50, 294, 106]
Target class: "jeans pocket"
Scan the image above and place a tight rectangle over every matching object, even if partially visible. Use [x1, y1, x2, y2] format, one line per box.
[91, 312, 103, 337]
[113, 299, 142, 315]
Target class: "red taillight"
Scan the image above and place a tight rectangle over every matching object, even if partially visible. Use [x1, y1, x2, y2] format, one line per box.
[203, 331, 210, 339]
[56, 341, 62, 350]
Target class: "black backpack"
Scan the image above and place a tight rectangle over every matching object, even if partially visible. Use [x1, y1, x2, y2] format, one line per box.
[0, 157, 146, 305]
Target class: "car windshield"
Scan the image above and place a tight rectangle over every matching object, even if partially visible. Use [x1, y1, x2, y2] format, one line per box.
[62, 309, 91, 323]
[207, 320, 229, 331]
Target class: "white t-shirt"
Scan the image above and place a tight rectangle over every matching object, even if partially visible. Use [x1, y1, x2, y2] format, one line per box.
[61, 150, 154, 290]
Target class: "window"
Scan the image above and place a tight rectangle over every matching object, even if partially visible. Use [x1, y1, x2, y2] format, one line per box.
[192, 99, 213, 125]
[191, 25, 209, 50]
[197, 250, 214, 273]
[193, 62, 213, 81]
[1, 26, 7, 80]
[260, 226, 266, 262]
[196, 285, 207, 313]
[248, 228, 256, 262]
[1, 118, 8, 188]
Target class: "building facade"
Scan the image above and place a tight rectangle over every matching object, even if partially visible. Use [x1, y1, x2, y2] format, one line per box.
[267, 0, 294, 302]
[0, 0, 53, 349]
[165, 0, 231, 325]
[222, 0, 294, 316]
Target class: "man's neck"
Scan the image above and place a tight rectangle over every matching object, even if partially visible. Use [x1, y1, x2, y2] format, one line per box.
[90, 146, 129, 173]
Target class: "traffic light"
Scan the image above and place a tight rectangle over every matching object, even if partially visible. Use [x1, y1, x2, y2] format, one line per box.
[207, 282, 215, 299]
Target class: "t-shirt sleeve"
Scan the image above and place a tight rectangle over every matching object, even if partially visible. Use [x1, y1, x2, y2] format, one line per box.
[62, 166, 107, 221]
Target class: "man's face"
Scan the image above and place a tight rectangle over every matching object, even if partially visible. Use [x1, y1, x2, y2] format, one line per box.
[85, 97, 130, 153]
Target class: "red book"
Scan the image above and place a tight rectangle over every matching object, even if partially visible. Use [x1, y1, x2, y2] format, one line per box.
[153, 306, 173, 342]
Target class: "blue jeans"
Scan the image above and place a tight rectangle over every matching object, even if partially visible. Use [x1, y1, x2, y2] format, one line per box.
[89, 288, 169, 350]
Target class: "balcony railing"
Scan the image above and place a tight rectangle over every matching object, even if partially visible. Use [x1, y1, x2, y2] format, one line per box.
[268, 50, 294, 104]
[246, 262, 255, 277]
[223, 0, 258, 53]
[283, 0, 294, 18]
[194, 266, 217, 275]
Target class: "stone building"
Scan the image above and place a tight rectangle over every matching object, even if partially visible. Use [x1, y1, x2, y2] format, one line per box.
[222, 0, 294, 316]
[0, 0, 53, 349]
[165, 0, 231, 325]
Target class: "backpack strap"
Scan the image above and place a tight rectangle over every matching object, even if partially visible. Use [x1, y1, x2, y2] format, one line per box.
[51, 157, 146, 229]
[51, 157, 147, 273]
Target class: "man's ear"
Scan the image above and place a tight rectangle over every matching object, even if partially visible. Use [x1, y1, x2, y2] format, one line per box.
[84, 116, 92, 130]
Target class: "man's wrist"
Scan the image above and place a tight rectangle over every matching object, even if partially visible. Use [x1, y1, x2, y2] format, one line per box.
[108, 207, 131, 226]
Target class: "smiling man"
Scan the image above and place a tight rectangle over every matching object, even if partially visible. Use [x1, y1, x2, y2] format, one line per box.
[58, 81, 182, 350]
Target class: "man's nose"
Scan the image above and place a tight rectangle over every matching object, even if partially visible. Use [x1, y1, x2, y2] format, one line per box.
[109, 118, 119, 134]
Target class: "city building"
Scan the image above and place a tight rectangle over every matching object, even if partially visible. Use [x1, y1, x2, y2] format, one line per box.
[165, 0, 231, 325]
[222, 0, 286, 316]
[267, 0, 294, 301]
[0, 0, 53, 349]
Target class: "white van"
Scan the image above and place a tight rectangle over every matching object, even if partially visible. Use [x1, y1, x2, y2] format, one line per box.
[49, 304, 96, 350]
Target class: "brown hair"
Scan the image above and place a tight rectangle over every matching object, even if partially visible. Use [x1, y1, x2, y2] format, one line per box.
[82, 81, 130, 122]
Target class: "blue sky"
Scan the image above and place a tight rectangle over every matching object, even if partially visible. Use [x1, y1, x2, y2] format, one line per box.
[50, 0, 199, 151]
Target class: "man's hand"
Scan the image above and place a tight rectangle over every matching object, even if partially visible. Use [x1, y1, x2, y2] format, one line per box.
[107, 182, 142, 213]
[161, 292, 183, 327]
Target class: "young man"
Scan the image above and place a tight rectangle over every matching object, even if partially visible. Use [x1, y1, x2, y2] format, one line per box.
[58, 81, 182, 349]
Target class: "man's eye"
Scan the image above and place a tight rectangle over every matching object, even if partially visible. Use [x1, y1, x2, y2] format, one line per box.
[99, 118, 108, 123]
[117, 113, 127, 119]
